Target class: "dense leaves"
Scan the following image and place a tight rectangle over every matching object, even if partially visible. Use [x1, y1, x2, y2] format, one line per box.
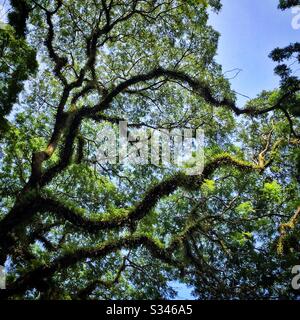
[279, 0, 300, 9]
[0, 1, 37, 137]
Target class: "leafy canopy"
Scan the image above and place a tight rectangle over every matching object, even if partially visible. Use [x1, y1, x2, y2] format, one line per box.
[0, 0, 299, 300]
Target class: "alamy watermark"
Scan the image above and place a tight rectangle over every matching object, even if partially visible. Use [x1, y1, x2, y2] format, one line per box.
[291, 6, 300, 29]
[292, 265, 300, 290]
[0, 265, 5, 290]
[95, 121, 204, 176]
[0, 122, 204, 174]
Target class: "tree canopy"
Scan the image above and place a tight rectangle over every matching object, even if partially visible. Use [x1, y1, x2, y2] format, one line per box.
[0, 0, 299, 299]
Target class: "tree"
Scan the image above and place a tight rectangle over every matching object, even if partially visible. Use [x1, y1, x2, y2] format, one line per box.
[0, 0, 299, 299]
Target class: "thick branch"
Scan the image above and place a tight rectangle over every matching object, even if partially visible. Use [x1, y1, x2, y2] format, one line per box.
[31, 154, 261, 234]
[0, 234, 178, 299]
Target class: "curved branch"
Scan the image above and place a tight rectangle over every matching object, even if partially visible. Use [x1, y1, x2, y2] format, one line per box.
[0, 153, 260, 265]
[0, 234, 179, 299]
[28, 67, 299, 190]
[33, 154, 261, 233]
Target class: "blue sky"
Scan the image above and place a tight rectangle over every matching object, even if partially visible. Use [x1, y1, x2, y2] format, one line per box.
[209, 0, 300, 105]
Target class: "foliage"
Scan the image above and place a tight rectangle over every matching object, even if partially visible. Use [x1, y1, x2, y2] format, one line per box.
[0, 1, 37, 137]
[0, 0, 299, 300]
